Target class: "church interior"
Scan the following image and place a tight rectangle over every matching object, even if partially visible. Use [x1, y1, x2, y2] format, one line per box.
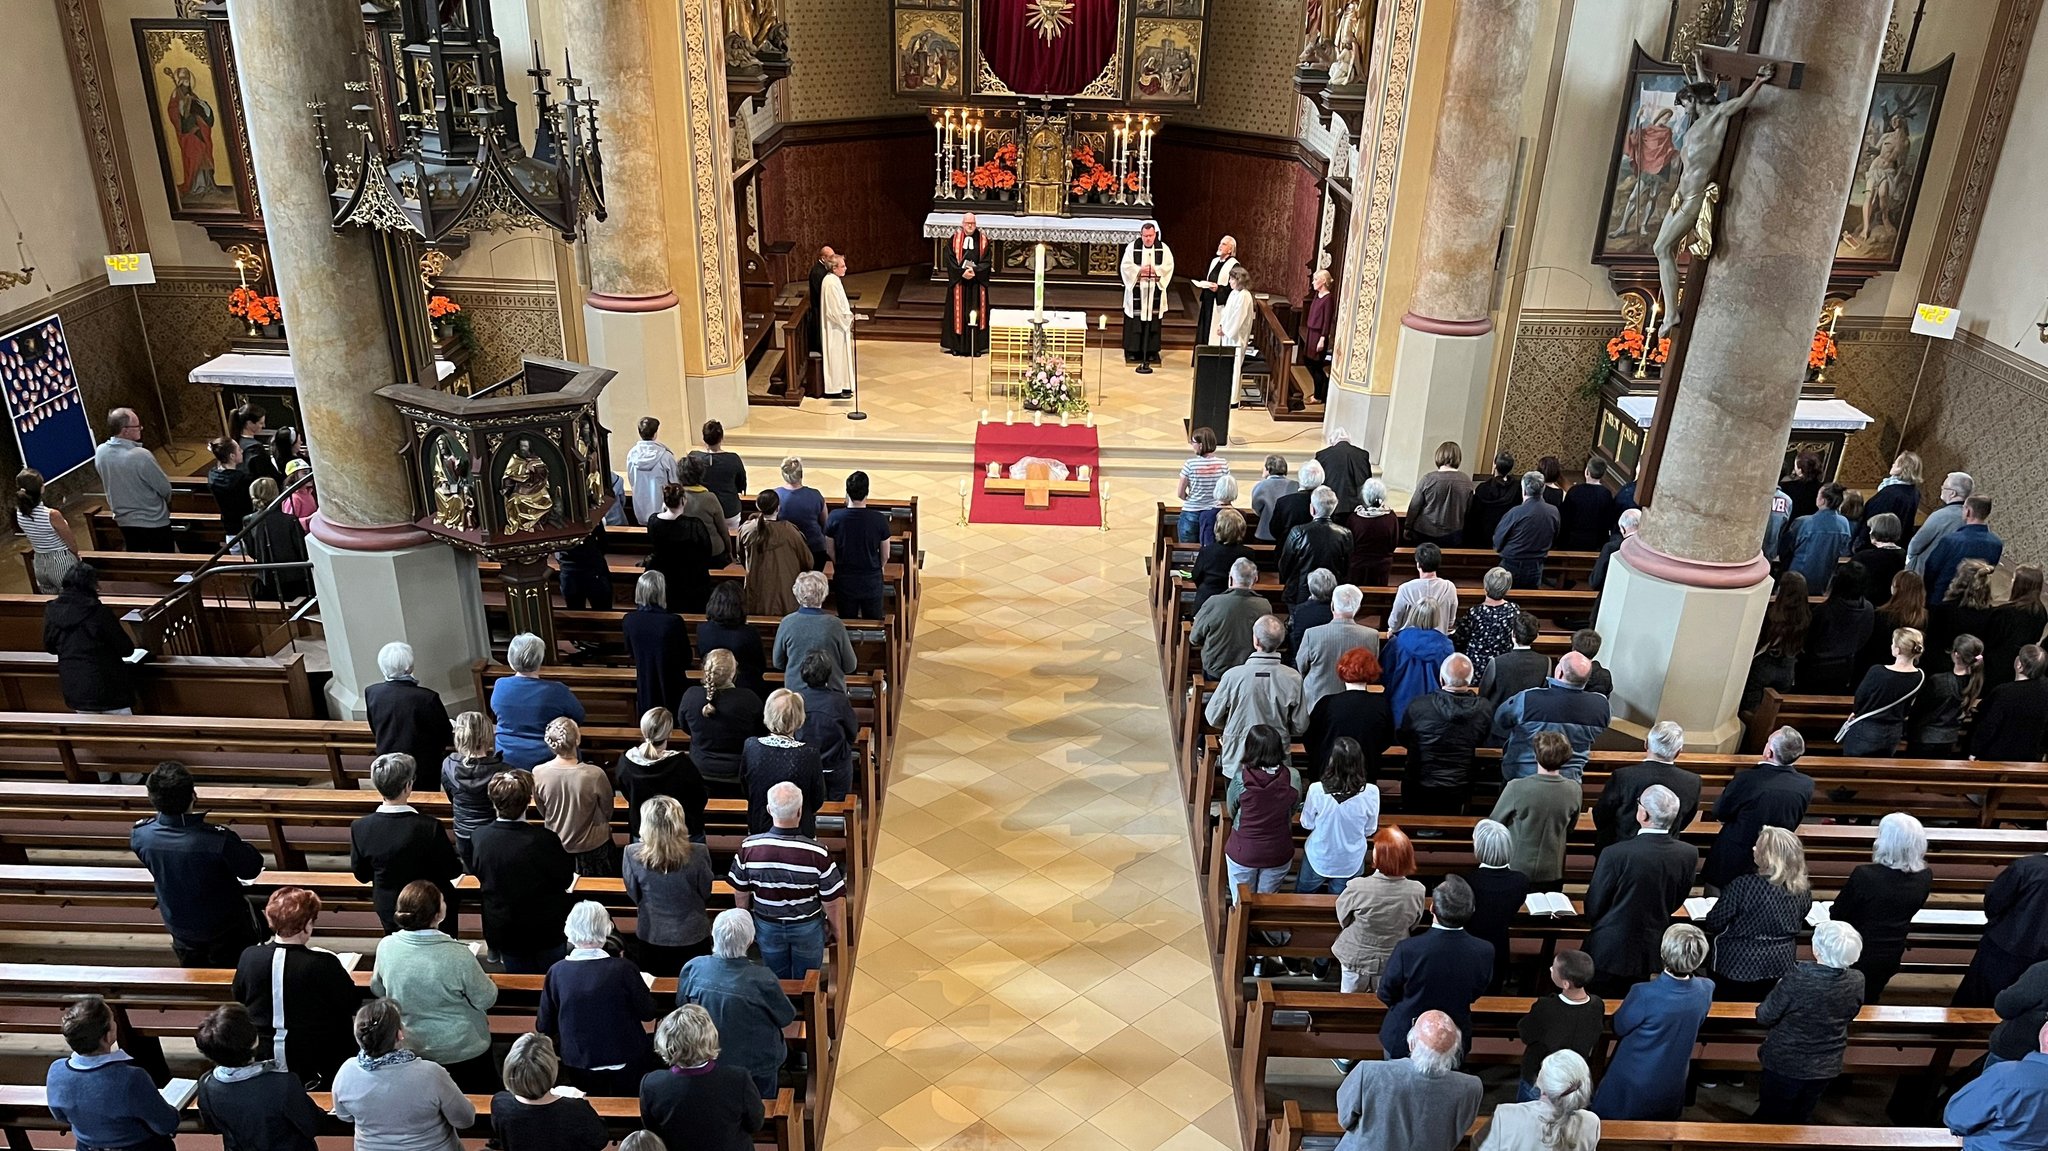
[1, 0, 2047, 1147]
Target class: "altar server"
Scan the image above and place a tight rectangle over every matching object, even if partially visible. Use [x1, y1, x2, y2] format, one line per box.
[820, 256, 857, 399]
[940, 214, 990, 357]
[1120, 220, 1175, 373]
[1216, 265, 1256, 397]
[1193, 234, 1240, 357]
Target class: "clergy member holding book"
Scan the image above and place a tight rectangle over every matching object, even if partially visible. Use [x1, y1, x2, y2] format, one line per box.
[1191, 234, 1239, 360]
[1120, 220, 1175, 373]
[820, 256, 858, 399]
[940, 214, 990, 357]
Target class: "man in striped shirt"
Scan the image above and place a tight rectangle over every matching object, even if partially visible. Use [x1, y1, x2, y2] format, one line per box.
[727, 782, 846, 980]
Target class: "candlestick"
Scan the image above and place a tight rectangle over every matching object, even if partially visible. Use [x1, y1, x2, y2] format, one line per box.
[236, 258, 248, 288]
[979, 408, 988, 424]
[1060, 412, 1069, 427]
[1645, 298, 1660, 335]
[1033, 242, 1046, 322]
[1005, 409, 1014, 425]
[1827, 305, 1841, 336]
[959, 477, 969, 496]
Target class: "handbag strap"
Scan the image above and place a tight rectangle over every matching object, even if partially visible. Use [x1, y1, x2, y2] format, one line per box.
[1842, 669, 1926, 730]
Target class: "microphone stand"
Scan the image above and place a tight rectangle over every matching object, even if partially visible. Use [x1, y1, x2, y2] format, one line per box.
[847, 313, 868, 422]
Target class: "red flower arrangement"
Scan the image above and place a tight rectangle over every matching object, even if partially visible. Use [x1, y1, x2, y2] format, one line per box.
[1605, 327, 1644, 364]
[1124, 171, 1141, 191]
[1070, 144, 1115, 197]
[244, 295, 282, 328]
[1809, 329, 1838, 371]
[226, 285, 260, 320]
[428, 295, 462, 320]
[970, 143, 1017, 192]
[951, 169, 969, 189]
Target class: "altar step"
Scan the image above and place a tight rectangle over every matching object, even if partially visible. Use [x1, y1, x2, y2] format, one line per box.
[723, 426, 1215, 480]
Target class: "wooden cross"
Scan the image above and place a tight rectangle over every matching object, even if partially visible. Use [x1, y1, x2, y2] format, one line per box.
[984, 462, 1093, 509]
[1633, 0, 1807, 506]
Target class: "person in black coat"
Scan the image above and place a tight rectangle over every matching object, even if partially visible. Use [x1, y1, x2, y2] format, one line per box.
[1462, 819, 1533, 990]
[641, 1004, 765, 1151]
[1972, 645, 2048, 761]
[232, 887, 367, 1088]
[1558, 459, 1619, 552]
[130, 760, 265, 966]
[1700, 729, 1814, 890]
[1376, 874, 1494, 1058]
[1956, 851, 2048, 1006]
[1829, 812, 1934, 1003]
[1988, 958, 2048, 1063]
[1799, 562, 1875, 695]
[1584, 784, 1700, 991]
[207, 437, 254, 535]
[1398, 656, 1493, 814]
[1265, 462, 1322, 555]
[364, 643, 453, 777]
[1315, 433, 1373, 518]
[41, 563, 134, 714]
[1304, 655, 1395, 781]
[697, 582, 769, 697]
[1277, 488, 1352, 604]
[615, 708, 709, 838]
[194, 1003, 324, 1151]
[1590, 721, 1702, 851]
[624, 571, 694, 718]
[1284, 570, 1336, 664]
[1189, 509, 1255, 612]
[1851, 513, 1910, 607]
[348, 754, 461, 935]
[1465, 454, 1520, 553]
[469, 770, 577, 973]
[1480, 614, 1550, 708]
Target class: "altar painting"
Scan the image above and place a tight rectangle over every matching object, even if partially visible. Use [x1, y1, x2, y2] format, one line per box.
[1834, 58, 1951, 270]
[1131, 19, 1201, 103]
[135, 19, 248, 220]
[1592, 47, 1688, 263]
[897, 11, 965, 96]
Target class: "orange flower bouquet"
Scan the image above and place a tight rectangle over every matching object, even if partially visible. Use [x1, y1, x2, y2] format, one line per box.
[245, 294, 282, 330]
[1646, 336, 1671, 365]
[951, 169, 969, 189]
[1809, 329, 1838, 371]
[971, 143, 1018, 198]
[427, 295, 462, 320]
[226, 285, 260, 320]
[1605, 327, 1645, 364]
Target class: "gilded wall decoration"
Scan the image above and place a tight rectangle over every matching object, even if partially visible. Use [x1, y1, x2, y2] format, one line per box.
[58, 0, 145, 253]
[1925, 0, 2041, 306]
[684, 0, 737, 371]
[1331, 0, 1416, 393]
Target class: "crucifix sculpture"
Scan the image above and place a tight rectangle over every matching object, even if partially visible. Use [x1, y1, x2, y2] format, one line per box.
[1633, 0, 1806, 504]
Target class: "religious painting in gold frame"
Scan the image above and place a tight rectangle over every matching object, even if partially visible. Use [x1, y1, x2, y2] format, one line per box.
[1131, 18, 1201, 104]
[1135, 0, 1202, 15]
[896, 10, 967, 97]
[133, 19, 250, 221]
[1834, 58, 1951, 272]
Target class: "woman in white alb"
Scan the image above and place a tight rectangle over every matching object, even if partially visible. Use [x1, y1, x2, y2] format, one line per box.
[819, 255, 857, 399]
[1213, 264, 1256, 396]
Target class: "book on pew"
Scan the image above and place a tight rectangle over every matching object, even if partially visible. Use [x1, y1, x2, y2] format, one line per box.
[641, 971, 656, 989]
[160, 1077, 200, 1110]
[1523, 892, 1573, 916]
[1684, 896, 1717, 919]
[553, 1084, 588, 1099]
[332, 952, 361, 972]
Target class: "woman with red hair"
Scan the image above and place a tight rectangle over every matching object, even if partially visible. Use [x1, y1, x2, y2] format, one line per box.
[1305, 647, 1394, 780]
[231, 887, 369, 1088]
[1331, 826, 1426, 993]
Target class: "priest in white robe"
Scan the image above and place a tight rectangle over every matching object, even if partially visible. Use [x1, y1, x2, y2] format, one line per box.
[1119, 221, 1175, 374]
[820, 255, 856, 398]
[1215, 264, 1256, 395]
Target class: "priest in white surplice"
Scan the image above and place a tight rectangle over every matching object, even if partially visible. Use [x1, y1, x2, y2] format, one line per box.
[1119, 221, 1175, 374]
[1214, 264, 1256, 395]
[820, 254, 856, 398]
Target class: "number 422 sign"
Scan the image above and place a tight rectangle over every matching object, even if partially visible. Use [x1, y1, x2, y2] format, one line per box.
[102, 252, 156, 286]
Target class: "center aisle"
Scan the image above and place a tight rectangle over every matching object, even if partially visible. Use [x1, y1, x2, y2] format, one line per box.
[828, 497, 1237, 1151]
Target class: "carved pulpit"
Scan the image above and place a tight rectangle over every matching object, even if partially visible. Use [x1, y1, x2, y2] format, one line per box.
[1020, 113, 1072, 216]
[377, 358, 616, 657]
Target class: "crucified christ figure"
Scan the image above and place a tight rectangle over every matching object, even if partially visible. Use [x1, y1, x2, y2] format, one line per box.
[1655, 58, 1775, 337]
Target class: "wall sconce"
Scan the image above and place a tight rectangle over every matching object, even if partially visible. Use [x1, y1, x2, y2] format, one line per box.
[2034, 296, 2048, 343]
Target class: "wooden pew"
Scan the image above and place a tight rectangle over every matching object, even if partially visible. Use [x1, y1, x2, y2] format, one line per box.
[0, 1083, 805, 1151]
[1267, 1101, 1963, 1151]
[0, 594, 296, 660]
[1746, 688, 1856, 755]
[0, 652, 318, 720]
[1238, 981, 1992, 1151]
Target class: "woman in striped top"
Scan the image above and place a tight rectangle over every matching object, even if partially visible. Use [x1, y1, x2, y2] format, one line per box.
[15, 469, 79, 593]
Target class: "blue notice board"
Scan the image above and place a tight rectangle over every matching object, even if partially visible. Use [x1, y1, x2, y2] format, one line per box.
[0, 314, 95, 483]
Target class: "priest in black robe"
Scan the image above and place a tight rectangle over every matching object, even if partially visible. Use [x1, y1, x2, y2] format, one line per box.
[1119, 221, 1175, 372]
[940, 214, 990, 357]
[1191, 234, 1239, 360]
[805, 245, 834, 354]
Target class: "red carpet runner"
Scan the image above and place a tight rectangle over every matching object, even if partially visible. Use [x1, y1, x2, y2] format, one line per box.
[968, 420, 1102, 527]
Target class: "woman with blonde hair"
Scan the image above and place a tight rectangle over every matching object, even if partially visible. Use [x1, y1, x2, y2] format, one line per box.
[441, 710, 502, 868]
[639, 1004, 764, 1151]
[679, 648, 764, 790]
[1860, 449, 1924, 544]
[615, 707, 707, 837]
[1479, 1048, 1600, 1151]
[1702, 825, 1812, 1002]
[1842, 626, 1926, 757]
[1830, 812, 1931, 1002]
[1190, 505, 1252, 610]
[740, 688, 824, 835]
[623, 794, 716, 976]
[1930, 557, 1998, 657]
[490, 1032, 608, 1151]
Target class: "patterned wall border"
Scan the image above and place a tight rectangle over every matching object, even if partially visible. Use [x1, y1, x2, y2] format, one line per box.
[1331, 0, 1419, 394]
[54, 0, 145, 253]
[684, 0, 737, 373]
[1922, 0, 2040, 306]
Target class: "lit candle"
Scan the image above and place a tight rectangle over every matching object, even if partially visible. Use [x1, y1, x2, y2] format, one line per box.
[1060, 412, 1070, 427]
[959, 477, 969, 496]
[1100, 480, 1110, 498]
[1828, 305, 1842, 336]
[988, 461, 1001, 477]
[1098, 314, 1107, 331]
[236, 258, 247, 288]
[979, 408, 989, 424]
[1005, 409, 1014, 425]
[1645, 298, 1660, 335]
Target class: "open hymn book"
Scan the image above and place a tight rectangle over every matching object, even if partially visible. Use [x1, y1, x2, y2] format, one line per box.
[1523, 892, 1574, 916]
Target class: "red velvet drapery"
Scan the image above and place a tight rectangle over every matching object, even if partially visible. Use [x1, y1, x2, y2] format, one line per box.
[979, 0, 1118, 96]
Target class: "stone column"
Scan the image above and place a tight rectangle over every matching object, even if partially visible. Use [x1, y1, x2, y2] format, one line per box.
[644, 0, 749, 427]
[566, 0, 691, 446]
[227, 0, 489, 716]
[1596, 0, 1890, 749]
[1379, 0, 1538, 496]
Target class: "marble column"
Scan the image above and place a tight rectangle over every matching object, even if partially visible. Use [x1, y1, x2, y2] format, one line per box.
[1380, 0, 1538, 496]
[1596, 0, 1890, 749]
[643, 0, 749, 427]
[566, 0, 691, 445]
[226, 0, 489, 716]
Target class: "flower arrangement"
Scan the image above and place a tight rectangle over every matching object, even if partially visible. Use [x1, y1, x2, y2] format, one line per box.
[1021, 354, 1088, 416]
[1809, 328, 1839, 372]
[951, 169, 969, 189]
[1070, 144, 1115, 198]
[428, 295, 462, 320]
[1605, 327, 1644, 364]
[971, 142, 1017, 194]
[226, 285, 260, 320]
[245, 295, 282, 328]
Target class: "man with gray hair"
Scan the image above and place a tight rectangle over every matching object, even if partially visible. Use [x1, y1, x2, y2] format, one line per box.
[1701, 725, 1814, 889]
[1316, 425, 1374, 517]
[1285, 568, 1339, 662]
[1204, 614, 1307, 776]
[93, 406, 173, 550]
[1267, 459, 1326, 547]
[727, 781, 845, 980]
[1492, 650, 1611, 780]
[1493, 471, 1560, 590]
[349, 753, 461, 934]
[770, 570, 857, 692]
[1590, 505, 1642, 593]
[1592, 719, 1702, 851]
[1399, 653, 1493, 812]
[1278, 486, 1353, 604]
[1584, 782, 1699, 992]
[1378, 874, 1495, 1061]
[1249, 454, 1298, 541]
[364, 640, 453, 778]
[1906, 470, 1975, 572]
[1334, 1008, 1482, 1151]
[1296, 583, 1381, 708]
[676, 907, 797, 1097]
[1190, 557, 1272, 678]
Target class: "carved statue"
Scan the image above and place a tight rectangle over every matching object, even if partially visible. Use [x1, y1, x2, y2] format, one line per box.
[431, 436, 476, 532]
[1654, 58, 1774, 337]
[1299, 37, 1336, 70]
[1327, 0, 1366, 86]
[499, 438, 556, 534]
[724, 0, 788, 65]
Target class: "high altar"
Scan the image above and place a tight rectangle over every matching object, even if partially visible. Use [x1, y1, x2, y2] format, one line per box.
[896, 0, 1212, 286]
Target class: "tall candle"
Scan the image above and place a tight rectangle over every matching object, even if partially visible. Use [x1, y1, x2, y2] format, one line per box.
[1828, 305, 1842, 336]
[1033, 242, 1047, 322]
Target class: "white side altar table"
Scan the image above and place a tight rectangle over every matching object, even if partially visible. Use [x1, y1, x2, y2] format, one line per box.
[189, 351, 459, 436]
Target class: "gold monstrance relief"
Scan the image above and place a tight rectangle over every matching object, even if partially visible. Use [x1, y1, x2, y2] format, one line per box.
[1027, 0, 1074, 44]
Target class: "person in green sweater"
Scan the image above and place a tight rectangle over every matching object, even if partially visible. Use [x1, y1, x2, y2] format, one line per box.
[1488, 731, 1583, 889]
[370, 880, 501, 1092]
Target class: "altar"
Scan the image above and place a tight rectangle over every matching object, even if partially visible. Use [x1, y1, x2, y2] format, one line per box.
[190, 352, 457, 440]
[1596, 393, 1873, 486]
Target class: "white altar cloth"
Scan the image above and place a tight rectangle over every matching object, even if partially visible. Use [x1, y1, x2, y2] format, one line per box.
[189, 352, 457, 388]
[1614, 395, 1871, 433]
[923, 211, 1147, 245]
[989, 308, 1087, 331]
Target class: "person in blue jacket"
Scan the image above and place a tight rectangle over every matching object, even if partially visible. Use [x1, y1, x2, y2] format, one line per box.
[1590, 924, 1715, 1120]
[46, 996, 180, 1151]
[490, 632, 587, 770]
